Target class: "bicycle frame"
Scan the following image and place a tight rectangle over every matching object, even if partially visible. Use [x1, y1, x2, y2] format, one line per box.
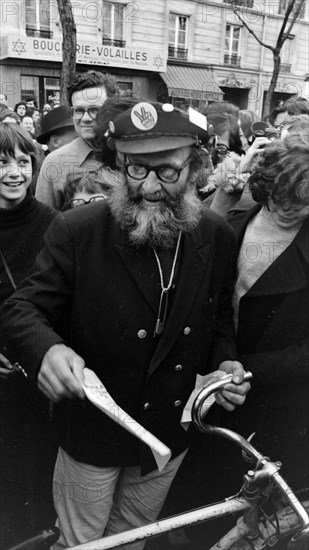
[70, 372, 309, 550]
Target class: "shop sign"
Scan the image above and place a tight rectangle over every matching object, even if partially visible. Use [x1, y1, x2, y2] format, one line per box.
[169, 88, 218, 100]
[1, 35, 167, 72]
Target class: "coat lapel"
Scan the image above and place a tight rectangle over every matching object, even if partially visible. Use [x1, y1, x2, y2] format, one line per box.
[147, 229, 211, 378]
[246, 244, 307, 296]
[231, 207, 309, 297]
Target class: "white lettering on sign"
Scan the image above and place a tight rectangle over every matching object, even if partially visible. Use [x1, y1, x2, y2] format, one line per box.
[3, 36, 166, 72]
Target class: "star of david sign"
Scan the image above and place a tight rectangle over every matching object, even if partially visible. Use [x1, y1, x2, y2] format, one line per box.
[153, 54, 164, 69]
[12, 39, 26, 55]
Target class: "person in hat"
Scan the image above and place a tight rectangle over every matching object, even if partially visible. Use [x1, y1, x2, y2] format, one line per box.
[35, 70, 117, 209]
[37, 105, 77, 154]
[0, 100, 250, 549]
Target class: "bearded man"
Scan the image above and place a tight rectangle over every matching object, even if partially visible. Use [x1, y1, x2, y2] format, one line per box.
[0, 101, 250, 549]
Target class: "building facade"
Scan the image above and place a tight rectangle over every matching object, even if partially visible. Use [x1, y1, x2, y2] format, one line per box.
[0, 0, 308, 116]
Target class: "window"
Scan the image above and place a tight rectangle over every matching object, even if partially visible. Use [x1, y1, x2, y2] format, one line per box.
[117, 82, 133, 97]
[25, 0, 52, 38]
[278, 0, 305, 20]
[280, 37, 293, 72]
[224, 0, 254, 8]
[102, 2, 126, 47]
[21, 75, 40, 104]
[224, 24, 241, 66]
[168, 13, 188, 60]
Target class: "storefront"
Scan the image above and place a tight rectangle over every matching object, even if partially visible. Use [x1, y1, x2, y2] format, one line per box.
[0, 34, 167, 110]
[159, 64, 223, 110]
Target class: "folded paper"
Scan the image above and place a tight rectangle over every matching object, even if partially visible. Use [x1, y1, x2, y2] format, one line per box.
[83, 368, 171, 471]
[181, 371, 227, 430]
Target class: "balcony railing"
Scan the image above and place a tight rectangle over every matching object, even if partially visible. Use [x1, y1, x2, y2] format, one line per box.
[26, 27, 53, 39]
[102, 38, 126, 48]
[224, 54, 241, 67]
[280, 63, 291, 73]
[168, 46, 188, 60]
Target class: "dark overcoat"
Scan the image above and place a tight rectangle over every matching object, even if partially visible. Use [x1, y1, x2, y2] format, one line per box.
[0, 202, 237, 473]
[220, 205, 309, 489]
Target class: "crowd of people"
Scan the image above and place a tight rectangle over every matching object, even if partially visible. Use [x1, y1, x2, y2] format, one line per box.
[0, 73, 308, 550]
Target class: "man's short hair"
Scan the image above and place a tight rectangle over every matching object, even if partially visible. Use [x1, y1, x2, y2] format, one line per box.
[68, 70, 117, 105]
[25, 96, 38, 108]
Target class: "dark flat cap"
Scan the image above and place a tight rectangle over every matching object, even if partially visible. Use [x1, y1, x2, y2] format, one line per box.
[107, 102, 209, 154]
[37, 105, 75, 144]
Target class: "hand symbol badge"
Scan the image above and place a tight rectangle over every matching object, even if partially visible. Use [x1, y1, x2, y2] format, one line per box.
[131, 103, 158, 131]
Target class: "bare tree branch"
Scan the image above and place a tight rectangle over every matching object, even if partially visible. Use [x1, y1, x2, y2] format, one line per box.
[231, 4, 274, 52]
[282, 0, 306, 42]
[231, 0, 306, 117]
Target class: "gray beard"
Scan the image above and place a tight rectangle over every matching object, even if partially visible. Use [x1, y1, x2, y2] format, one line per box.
[107, 181, 203, 249]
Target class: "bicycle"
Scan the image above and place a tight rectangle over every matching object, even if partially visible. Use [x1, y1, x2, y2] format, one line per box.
[69, 372, 309, 550]
[9, 373, 309, 550]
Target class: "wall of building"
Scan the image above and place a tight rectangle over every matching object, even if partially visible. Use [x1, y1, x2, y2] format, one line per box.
[0, 0, 308, 114]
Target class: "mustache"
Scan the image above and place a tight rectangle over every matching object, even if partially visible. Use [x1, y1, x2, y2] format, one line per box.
[107, 181, 203, 249]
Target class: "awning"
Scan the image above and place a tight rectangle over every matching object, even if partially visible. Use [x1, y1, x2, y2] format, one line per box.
[160, 66, 223, 101]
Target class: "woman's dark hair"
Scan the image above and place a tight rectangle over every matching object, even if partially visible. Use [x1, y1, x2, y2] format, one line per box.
[239, 109, 260, 139]
[206, 100, 239, 121]
[269, 106, 286, 126]
[14, 101, 27, 114]
[204, 111, 244, 156]
[0, 122, 38, 173]
[68, 71, 117, 105]
[249, 130, 309, 206]
[282, 96, 309, 116]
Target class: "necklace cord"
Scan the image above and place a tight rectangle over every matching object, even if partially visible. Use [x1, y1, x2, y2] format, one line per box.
[153, 232, 182, 336]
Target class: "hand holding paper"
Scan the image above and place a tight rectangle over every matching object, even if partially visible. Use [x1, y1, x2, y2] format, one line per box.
[82, 368, 171, 471]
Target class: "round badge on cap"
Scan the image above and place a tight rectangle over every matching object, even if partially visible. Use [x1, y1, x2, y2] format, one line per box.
[131, 102, 158, 132]
[162, 103, 174, 112]
[109, 120, 115, 134]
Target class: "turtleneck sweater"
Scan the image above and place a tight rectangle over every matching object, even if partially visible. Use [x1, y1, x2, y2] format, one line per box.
[0, 192, 57, 304]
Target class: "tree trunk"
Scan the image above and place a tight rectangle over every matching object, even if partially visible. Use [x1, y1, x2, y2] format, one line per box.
[262, 50, 281, 120]
[56, 0, 76, 106]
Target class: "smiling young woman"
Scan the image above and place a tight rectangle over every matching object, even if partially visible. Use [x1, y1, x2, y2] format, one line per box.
[0, 122, 58, 546]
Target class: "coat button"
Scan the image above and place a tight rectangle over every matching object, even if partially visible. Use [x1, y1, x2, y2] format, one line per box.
[143, 402, 150, 410]
[137, 329, 147, 339]
[183, 327, 191, 336]
[174, 364, 183, 372]
[174, 400, 182, 407]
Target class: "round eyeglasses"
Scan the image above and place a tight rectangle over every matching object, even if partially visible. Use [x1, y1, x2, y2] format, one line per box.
[70, 196, 106, 208]
[71, 107, 100, 120]
[125, 155, 192, 184]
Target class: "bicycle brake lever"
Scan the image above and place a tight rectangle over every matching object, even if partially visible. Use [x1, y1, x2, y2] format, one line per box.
[242, 432, 257, 464]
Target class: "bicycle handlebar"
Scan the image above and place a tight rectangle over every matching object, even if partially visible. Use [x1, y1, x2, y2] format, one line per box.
[191, 371, 309, 540]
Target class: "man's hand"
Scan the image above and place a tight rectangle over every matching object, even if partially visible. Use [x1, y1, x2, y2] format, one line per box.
[38, 343, 85, 402]
[0, 352, 16, 379]
[215, 360, 251, 411]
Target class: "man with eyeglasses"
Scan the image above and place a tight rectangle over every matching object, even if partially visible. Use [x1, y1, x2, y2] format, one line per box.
[35, 70, 117, 209]
[0, 101, 250, 549]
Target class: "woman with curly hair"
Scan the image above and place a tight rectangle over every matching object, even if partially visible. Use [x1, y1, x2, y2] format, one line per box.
[213, 127, 309, 498]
